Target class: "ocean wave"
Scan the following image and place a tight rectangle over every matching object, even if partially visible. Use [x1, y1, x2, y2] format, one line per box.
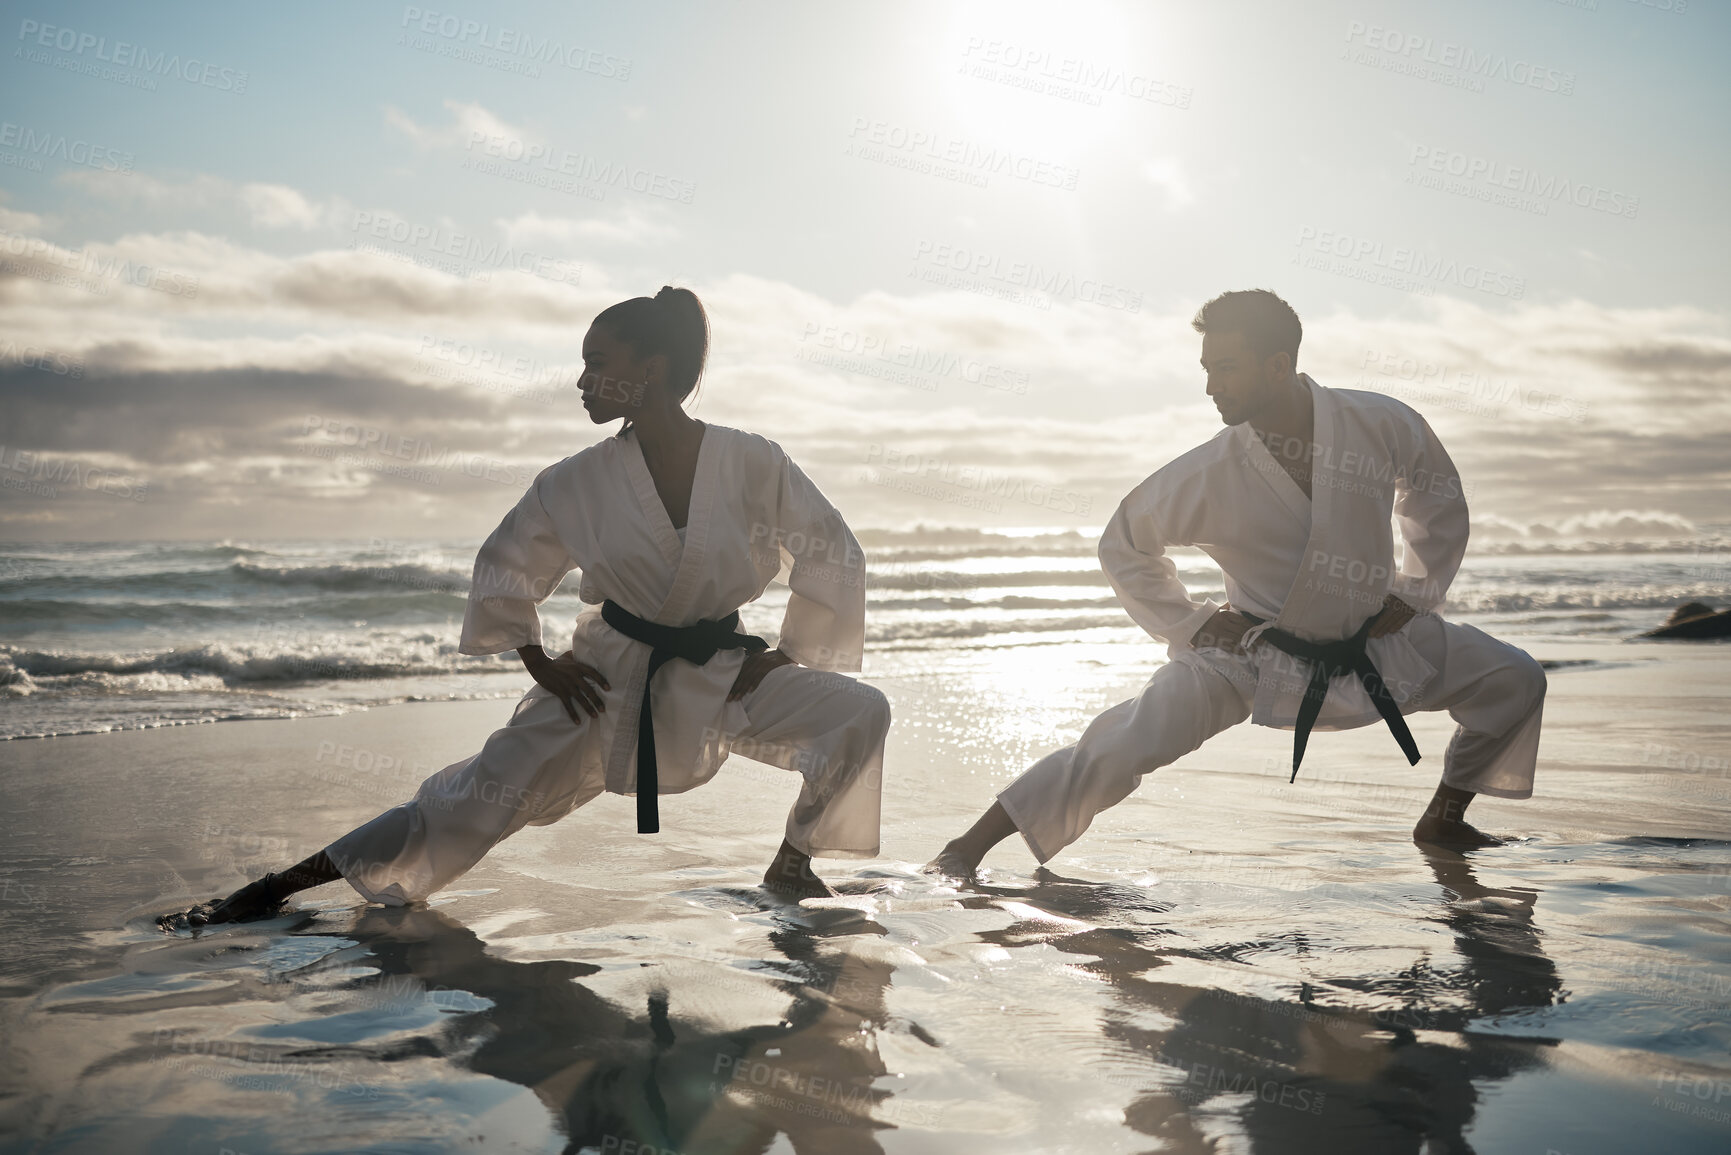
[0, 591, 476, 627]
[231, 560, 471, 592]
[868, 613, 1130, 643]
[868, 568, 1113, 592]
[870, 593, 1139, 614]
[1468, 539, 1730, 557]
[179, 542, 275, 561]
[0, 641, 514, 686]
[1443, 589, 1731, 613]
[0, 559, 472, 595]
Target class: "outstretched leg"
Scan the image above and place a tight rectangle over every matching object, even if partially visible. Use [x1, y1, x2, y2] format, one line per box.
[930, 654, 1252, 880]
[926, 801, 1017, 881]
[157, 850, 341, 931]
[160, 678, 607, 931]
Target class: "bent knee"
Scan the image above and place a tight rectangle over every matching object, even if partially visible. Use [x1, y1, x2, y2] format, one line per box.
[856, 683, 892, 735]
[1483, 649, 1546, 716]
[1517, 649, 1547, 703]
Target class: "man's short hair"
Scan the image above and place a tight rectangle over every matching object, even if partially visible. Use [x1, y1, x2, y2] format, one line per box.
[1192, 289, 1302, 364]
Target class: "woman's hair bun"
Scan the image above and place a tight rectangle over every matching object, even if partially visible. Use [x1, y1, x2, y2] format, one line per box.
[594, 286, 710, 401]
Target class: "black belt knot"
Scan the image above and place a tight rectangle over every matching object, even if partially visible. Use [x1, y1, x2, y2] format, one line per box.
[601, 599, 767, 833]
[1239, 611, 1421, 783]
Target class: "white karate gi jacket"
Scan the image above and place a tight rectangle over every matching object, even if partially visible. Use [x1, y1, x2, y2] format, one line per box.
[460, 422, 869, 797]
[1099, 374, 1470, 731]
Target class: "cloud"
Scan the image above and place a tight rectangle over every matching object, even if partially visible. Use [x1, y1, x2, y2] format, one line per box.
[1470, 509, 1706, 553]
[238, 182, 326, 230]
[57, 169, 351, 233]
[2, 218, 1729, 541]
[383, 99, 529, 150]
[0, 203, 49, 233]
[1140, 157, 1193, 209]
[1474, 509, 1698, 540]
[496, 207, 679, 247]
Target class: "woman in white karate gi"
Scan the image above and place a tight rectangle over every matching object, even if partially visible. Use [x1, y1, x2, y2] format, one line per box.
[166, 287, 890, 927]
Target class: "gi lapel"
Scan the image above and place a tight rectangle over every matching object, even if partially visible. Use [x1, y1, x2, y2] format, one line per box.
[607, 423, 719, 794]
[651, 422, 718, 625]
[1273, 375, 1335, 639]
[1240, 422, 1312, 527]
[624, 427, 686, 574]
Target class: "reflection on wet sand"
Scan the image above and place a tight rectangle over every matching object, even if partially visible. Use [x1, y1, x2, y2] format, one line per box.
[339, 899, 905, 1153]
[957, 849, 1561, 1153]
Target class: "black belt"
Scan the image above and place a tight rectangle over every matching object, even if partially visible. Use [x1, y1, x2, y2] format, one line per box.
[600, 599, 767, 833]
[1238, 611, 1421, 782]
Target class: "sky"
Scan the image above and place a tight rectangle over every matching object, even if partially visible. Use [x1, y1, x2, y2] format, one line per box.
[0, 0, 1726, 545]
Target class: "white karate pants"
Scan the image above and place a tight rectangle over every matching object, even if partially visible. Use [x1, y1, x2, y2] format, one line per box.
[325, 665, 890, 905]
[997, 615, 1545, 863]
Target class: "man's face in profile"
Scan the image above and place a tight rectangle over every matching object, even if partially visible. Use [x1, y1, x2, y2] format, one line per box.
[1200, 330, 1278, 427]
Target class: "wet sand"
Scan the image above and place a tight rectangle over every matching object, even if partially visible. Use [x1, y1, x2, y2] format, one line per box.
[2, 638, 1729, 1153]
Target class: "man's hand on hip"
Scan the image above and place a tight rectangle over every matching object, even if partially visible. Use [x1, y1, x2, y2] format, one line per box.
[1190, 607, 1258, 652]
[1368, 595, 1418, 638]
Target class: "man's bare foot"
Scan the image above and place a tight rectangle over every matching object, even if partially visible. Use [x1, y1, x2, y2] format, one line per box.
[762, 840, 837, 900]
[922, 842, 981, 883]
[156, 874, 284, 932]
[923, 802, 1014, 882]
[1412, 816, 1503, 848]
[1413, 783, 1502, 848]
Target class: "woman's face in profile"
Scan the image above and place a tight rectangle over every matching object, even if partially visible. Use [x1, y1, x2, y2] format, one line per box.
[579, 323, 651, 424]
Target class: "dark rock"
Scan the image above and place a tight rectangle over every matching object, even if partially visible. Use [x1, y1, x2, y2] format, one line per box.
[1637, 602, 1731, 639]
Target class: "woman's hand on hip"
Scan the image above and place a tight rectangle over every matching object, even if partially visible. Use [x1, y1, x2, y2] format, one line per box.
[518, 645, 610, 725]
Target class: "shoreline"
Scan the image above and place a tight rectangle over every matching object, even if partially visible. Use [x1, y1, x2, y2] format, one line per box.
[2, 638, 1728, 1153]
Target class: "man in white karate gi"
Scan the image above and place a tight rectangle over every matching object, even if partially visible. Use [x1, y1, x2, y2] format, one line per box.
[931, 289, 1545, 878]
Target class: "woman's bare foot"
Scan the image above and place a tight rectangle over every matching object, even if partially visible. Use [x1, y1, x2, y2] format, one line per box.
[154, 852, 341, 932]
[762, 839, 837, 900]
[156, 873, 284, 932]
